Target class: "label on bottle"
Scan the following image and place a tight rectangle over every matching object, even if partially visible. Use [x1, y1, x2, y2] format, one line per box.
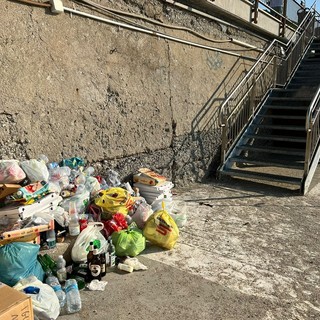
[69, 225, 80, 236]
[90, 264, 101, 277]
[101, 255, 106, 274]
[109, 253, 115, 267]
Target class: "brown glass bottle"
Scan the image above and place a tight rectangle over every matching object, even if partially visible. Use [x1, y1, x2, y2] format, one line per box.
[89, 246, 102, 281]
[100, 252, 106, 277]
[87, 241, 94, 269]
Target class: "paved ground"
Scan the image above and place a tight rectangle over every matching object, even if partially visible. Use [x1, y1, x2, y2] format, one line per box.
[56, 176, 320, 320]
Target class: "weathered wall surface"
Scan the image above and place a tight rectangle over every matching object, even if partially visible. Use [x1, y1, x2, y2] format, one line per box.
[0, 0, 267, 185]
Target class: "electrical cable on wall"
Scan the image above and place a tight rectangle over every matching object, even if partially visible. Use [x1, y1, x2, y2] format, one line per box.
[75, 0, 264, 52]
[10, 0, 261, 60]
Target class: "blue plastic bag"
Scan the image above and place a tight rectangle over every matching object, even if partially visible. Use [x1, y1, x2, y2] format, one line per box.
[0, 242, 44, 286]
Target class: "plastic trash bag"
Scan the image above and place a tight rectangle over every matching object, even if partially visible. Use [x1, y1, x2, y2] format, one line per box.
[102, 213, 128, 238]
[94, 187, 134, 216]
[85, 176, 101, 197]
[131, 201, 153, 229]
[143, 205, 179, 250]
[0, 160, 26, 183]
[71, 222, 108, 263]
[60, 157, 85, 170]
[112, 228, 146, 257]
[20, 159, 50, 183]
[169, 201, 187, 228]
[14, 275, 60, 320]
[104, 169, 121, 187]
[49, 166, 71, 190]
[59, 187, 90, 214]
[0, 242, 45, 286]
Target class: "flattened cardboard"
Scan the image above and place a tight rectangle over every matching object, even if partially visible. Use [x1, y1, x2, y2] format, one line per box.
[0, 282, 33, 320]
[0, 184, 21, 200]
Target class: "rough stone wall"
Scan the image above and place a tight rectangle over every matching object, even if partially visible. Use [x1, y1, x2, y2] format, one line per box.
[0, 0, 267, 185]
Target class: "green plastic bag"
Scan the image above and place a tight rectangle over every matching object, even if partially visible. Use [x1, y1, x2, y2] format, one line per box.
[111, 228, 146, 257]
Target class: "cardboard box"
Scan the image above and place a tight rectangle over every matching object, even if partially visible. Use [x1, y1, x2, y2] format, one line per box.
[0, 184, 21, 200]
[0, 232, 41, 246]
[0, 282, 33, 320]
[0, 219, 54, 241]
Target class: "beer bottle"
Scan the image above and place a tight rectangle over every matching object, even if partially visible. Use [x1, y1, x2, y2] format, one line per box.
[87, 241, 94, 269]
[89, 246, 102, 281]
[100, 252, 106, 277]
[107, 238, 116, 270]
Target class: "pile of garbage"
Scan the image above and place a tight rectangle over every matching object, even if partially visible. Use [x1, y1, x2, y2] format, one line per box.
[0, 156, 187, 319]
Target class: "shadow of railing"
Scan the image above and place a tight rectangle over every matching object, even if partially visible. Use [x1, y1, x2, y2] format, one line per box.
[168, 56, 255, 183]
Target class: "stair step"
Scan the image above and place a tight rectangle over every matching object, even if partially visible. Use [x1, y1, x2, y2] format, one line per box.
[245, 133, 306, 143]
[252, 124, 305, 131]
[230, 156, 304, 169]
[256, 114, 305, 120]
[298, 64, 320, 69]
[237, 145, 305, 156]
[291, 76, 320, 81]
[263, 104, 308, 110]
[302, 58, 320, 62]
[221, 168, 301, 185]
[268, 96, 311, 101]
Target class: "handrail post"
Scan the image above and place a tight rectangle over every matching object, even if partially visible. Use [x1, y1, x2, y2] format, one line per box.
[251, 0, 259, 24]
[249, 76, 257, 116]
[273, 52, 278, 86]
[220, 117, 228, 165]
[304, 128, 312, 179]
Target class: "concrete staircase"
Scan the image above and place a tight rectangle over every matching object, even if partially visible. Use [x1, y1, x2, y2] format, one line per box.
[218, 38, 320, 191]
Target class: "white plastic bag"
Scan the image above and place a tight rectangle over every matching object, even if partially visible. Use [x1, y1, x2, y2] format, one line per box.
[59, 187, 90, 214]
[131, 202, 153, 229]
[14, 275, 60, 320]
[20, 159, 49, 182]
[0, 160, 26, 183]
[71, 222, 108, 263]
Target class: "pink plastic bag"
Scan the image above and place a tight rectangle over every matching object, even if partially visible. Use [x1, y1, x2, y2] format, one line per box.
[0, 160, 26, 183]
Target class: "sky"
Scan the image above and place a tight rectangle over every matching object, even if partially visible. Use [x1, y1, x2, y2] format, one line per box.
[305, 0, 319, 9]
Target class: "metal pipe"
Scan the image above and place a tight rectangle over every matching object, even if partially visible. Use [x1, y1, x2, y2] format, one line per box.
[63, 6, 258, 60]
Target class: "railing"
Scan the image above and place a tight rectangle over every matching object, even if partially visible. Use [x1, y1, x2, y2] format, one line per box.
[252, 0, 307, 36]
[219, 7, 316, 164]
[276, 9, 315, 85]
[304, 85, 320, 183]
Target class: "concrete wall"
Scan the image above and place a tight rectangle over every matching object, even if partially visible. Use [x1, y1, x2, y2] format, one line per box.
[0, 0, 267, 185]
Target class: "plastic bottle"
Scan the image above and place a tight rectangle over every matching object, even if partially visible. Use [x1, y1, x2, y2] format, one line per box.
[107, 238, 116, 270]
[65, 278, 82, 314]
[46, 229, 56, 249]
[57, 267, 67, 283]
[83, 166, 94, 176]
[46, 275, 66, 308]
[68, 201, 80, 236]
[56, 255, 67, 282]
[56, 255, 66, 270]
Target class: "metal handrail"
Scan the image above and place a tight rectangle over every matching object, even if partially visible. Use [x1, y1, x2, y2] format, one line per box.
[304, 85, 320, 177]
[219, 6, 316, 164]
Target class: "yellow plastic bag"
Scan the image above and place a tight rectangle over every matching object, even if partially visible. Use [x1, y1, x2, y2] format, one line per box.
[143, 206, 179, 250]
[94, 187, 134, 215]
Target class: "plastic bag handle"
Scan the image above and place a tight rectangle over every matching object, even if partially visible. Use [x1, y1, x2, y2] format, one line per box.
[87, 222, 104, 231]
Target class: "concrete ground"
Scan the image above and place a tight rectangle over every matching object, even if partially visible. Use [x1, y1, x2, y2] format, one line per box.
[56, 177, 320, 320]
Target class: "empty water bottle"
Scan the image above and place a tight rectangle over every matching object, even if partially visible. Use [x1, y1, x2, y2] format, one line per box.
[56, 255, 66, 270]
[46, 275, 66, 308]
[65, 278, 82, 314]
